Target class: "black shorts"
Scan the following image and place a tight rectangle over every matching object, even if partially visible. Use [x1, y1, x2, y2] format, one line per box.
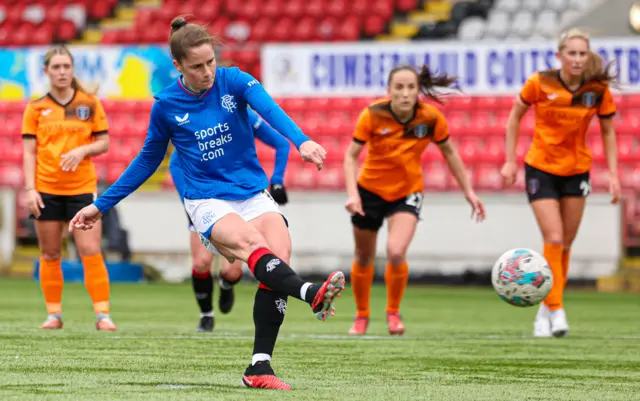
[525, 164, 591, 202]
[32, 192, 95, 221]
[351, 185, 423, 231]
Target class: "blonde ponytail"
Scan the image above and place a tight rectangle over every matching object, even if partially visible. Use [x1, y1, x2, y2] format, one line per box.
[70, 76, 100, 96]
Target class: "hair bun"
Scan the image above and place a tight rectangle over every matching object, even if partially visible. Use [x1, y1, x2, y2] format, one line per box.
[171, 17, 188, 30]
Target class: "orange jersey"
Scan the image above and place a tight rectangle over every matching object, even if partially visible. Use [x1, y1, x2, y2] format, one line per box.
[22, 90, 109, 195]
[520, 69, 616, 176]
[353, 99, 449, 201]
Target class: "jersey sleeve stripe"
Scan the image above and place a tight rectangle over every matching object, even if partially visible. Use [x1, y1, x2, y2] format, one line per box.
[598, 112, 616, 119]
[518, 95, 531, 106]
[435, 136, 449, 145]
[92, 130, 108, 136]
[22, 133, 36, 139]
[353, 138, 365, 145]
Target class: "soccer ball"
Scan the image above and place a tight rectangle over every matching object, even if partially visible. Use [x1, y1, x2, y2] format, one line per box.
[491, 248, 553, 307]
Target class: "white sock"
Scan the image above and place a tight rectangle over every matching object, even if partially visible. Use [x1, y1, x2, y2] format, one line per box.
[252, 353, 271, 366]
[200, 311, 214, 318]
[536, 303, 549, 320]
[300, 282, 312, 301]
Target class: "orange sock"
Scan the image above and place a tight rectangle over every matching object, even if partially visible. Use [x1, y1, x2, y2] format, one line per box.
[39, 257, 63, 315]
[350, 262, 374, 318]
[562, 248, 571, 288]
[542, 243, 564, 311]
[82, 254, 111, 315]
[385, 261, 409, 314]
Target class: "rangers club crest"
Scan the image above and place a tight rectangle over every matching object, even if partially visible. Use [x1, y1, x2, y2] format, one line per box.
[76, 106, 90, 121]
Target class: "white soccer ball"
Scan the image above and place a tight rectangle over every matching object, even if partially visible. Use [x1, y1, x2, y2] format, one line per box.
[491, 248, 553, 307]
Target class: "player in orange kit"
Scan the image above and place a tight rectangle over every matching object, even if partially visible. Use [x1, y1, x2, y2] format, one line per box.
[501, 28, 621, 338]
[343, 65, 486, 336]
[22, 45, 116, 331]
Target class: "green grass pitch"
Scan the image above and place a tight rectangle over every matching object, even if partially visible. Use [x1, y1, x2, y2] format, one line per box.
[0, 279, 638, 400]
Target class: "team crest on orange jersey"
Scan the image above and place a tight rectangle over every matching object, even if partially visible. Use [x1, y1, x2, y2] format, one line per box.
[76, 105, 90, 121]
[404, 123, 433, 139]
[581, 92, 597, 107]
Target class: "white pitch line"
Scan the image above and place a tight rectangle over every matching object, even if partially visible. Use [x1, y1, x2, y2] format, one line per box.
[105, 333, 640, 341]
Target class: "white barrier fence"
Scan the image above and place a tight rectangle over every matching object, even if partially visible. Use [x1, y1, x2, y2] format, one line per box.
[262, 38, 640, 97]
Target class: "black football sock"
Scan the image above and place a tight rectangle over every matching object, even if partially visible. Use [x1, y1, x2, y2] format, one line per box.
[192, 269, 213, 315]
[247, 248, 317, 303]
[251, 288, 287, 366]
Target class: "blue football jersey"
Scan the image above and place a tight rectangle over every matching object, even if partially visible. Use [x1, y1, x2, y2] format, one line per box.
[94, 67, 308, 214]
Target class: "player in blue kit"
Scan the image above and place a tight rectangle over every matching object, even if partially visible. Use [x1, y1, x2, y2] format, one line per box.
[171, 107, 291, 333]
[69, 16, 345, 390]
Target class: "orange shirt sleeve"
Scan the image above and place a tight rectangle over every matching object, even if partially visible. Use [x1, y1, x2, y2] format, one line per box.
[519, 73, 540, 105]
[353, 108, 372, 143]
[92, 98, 109, 134]
[598, 86, 616, 118]
[434, 111, 449, 144]
[21, 103, 38, 138]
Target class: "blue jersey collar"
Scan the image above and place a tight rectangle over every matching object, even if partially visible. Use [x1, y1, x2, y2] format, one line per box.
[178, 76, 213, 99]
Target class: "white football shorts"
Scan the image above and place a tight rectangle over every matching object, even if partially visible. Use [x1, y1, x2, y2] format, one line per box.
[183, 190, 282, 255]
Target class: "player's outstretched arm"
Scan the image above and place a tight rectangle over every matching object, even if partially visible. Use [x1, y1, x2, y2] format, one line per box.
[599, 117, 620, 204]
[343, 141, 365, 216]
[438, 139, 486, 222]
[231, 70, 326, 170]
[69, 101, 171, 231]
[501, 98, 529, 186]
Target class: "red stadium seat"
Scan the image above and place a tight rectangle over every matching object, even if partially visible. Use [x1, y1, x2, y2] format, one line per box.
[590, 164, 609, 191]
[327, 0, 349, 18]
[475, 165, 503, 191]
[293, 17, 316, 42]
[56, 20, 77, 42]
[363, 15, 386, 37]
[285, 164, 317, 190]
[396, 0, 419, 12]
[106, 164, 128, 183]
[271, 17, 295, 42]
[306, 98, 331, 112]
[422, 162, 447, 191]
[4, 115, 22, 137]
[589, 137, 605, 163]
[316, 163, 343, 190]
[620, 166, 640, 191]
[445, 96, 473, 112]
[617, 135, 636, 162]
[351, 0, 370, 15]
[262, 0, 284, 18]
[458, 136, 481, 162]
[250, 17, 272, 42]
[283, 0, 305, 19]
[305, 0, 326, 18]
[256, 141, 275, 163]
[317, 17, 340, 41]
[626, 94, 640, 109]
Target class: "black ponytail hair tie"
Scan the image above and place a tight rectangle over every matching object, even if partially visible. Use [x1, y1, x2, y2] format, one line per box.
[176, 20, 187, 29]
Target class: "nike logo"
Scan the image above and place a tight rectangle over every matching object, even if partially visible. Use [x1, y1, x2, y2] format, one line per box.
[547, 93, 558, 100]
[41, 109, 52, 116]
[380, 128, 391, 135]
